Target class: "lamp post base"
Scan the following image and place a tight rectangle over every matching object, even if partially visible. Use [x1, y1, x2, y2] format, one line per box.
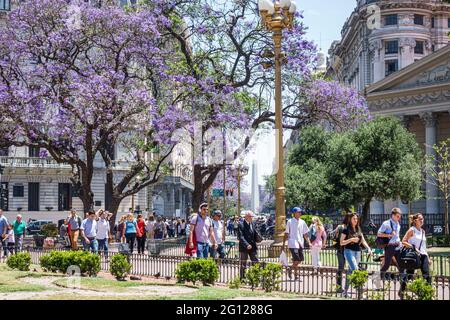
[268, 233, 285, 258]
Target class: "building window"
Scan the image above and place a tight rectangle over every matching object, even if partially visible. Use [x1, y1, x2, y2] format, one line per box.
[0, 0, 10, 11]
[385, 59, 398, 77]
[384, 14, 398, 26]
[448, 18, 450, 28]
[13, 186, 24, 198]
[415, 41, 424, 54]
[431, 17, 435, 28]
[414, 15, 424, 26]
[385, 40, 399, 54]
[432, 45, 435, 52]
[0, 147, 8, 157]
[29, 146, 40, 158]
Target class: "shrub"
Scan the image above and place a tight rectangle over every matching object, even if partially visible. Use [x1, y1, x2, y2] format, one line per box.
[228, 276, 242, 289]
[40, 223, 58, 237]
[348, 270, 368, 300]
[405, 278, 435, 300]
[39, 250, 100, 276]
[245, 263, 262, 291]
[6, 252, 31, 271]
[175, 258, 219, 285]
[261, 263, 282, 293]
[110, 254, 132, 280]
[298, 215, 332, 227]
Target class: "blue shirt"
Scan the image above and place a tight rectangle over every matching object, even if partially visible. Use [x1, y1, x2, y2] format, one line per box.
[125, 220, 137, 234]
[0, 216, 8, 235]
[378, 219, 401, 247]
[80, 218, 98, 238]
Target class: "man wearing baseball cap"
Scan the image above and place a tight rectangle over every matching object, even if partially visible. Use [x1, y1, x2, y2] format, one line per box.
[282, 207, 311, 280]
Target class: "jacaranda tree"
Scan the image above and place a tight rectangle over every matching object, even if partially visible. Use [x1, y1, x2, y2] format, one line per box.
[155, 0, 370, 210]
[0, 0, 189, 223]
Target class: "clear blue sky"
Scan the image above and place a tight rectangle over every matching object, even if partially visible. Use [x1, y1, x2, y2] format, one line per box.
[243, 0, 357, 193]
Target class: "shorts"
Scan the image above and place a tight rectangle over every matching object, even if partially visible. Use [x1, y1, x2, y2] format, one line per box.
[289, 248, 304, 262]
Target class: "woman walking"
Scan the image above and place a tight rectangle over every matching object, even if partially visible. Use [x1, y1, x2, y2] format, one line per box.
[117, 215, 127, 243]
[340, 213, 372, 297]
[136, 214, 147, 254]
[331, 214, 350, 293]
[124, 213, 138, 254]
[310, 217, 327, 273]
[400, 213, 431, 298]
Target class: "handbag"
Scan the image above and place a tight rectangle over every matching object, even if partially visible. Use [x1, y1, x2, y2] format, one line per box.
[375, 220, 394, 249]
[184, 216, 198, 256]
[399, 229, 424, 270]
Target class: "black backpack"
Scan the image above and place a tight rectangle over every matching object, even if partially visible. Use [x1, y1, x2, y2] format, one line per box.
[375, 220, 394, 249]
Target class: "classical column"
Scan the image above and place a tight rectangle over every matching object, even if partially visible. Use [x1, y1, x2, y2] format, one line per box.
[420, 112, 439, 215]
[400, 38, 416, 69]
[369, 39, 383, 83]
[179, 188, 183, 217]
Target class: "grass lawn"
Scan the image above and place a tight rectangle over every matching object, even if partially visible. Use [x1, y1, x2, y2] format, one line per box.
[0, 264, 62, 293]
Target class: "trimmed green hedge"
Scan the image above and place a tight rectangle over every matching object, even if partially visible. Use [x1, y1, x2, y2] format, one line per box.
[175, 258, 219, 285]
[40, 250, 100, 276]
[7, 252, 31, 271]
[110, 254, 131, 280]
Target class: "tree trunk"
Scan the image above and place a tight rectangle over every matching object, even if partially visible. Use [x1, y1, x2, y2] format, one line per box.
[78, 191, 94, 218]
[108, 198, 122, 232]
[445, 196, 449, 236]
[192, 164, 205, 212]
[360, 200, 371, 227]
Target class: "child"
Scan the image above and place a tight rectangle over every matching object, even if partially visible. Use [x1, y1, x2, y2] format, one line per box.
[6, 224, 15, 255]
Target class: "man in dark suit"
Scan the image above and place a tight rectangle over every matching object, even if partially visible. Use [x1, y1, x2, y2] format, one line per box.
[238, 210, 262, 279]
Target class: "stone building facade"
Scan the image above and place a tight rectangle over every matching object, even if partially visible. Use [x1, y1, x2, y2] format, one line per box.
[0, 0, 194, 223]
[326, 0, 450, 91]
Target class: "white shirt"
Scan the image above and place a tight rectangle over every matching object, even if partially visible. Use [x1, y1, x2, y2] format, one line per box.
[212, 220, 224, 245]
[7, 229, 14, 243]
[96, 219, 110, 240]
[145, 221, 155, 232]
[285, 218, 309, 249]
[408, 227, 427, 255]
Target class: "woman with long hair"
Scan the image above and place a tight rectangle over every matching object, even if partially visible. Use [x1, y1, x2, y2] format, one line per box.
[310, 217, 327, 273]
[400, 213, 431, 297]
[136, 214, 147, 254]
[332, 213, 351, 293]
[117, 215, 127, 242]
[340, 213, 372, 296]
[124, 213, 137, 254]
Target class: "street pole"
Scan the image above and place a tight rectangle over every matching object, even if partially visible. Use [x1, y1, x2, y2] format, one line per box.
[273, 26, 286, 245]
[223, 163, 226, 216]
[237, 165, 241, 217]
[258, 0, 297, 253]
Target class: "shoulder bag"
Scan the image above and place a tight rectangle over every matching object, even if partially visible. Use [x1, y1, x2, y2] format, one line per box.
[399, 229, 424, 270]
[375, 220, 394, 249]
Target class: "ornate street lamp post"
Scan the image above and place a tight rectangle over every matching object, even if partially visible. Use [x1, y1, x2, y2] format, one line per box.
[236, 164, 249, 216]
[258, 0, 296, 245]
[438, 170, 450, 235]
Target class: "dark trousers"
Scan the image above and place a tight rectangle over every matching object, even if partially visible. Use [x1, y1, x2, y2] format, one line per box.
[239, 251, 259, 279]
[381, 244, 404, 279]
[136, 234, 146, 254]
[125, 233, 136, 254]
[401, 254, 431, 291]
[336, 250, 346, 288]
[1, 239, 7, 256]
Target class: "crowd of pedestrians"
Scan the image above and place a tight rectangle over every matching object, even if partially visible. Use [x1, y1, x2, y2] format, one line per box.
[1, 202, 435, 299]
[0, 209, 27, 257]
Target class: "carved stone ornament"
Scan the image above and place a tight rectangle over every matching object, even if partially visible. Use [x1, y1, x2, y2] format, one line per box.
[400, 37, 416, 49]
[419, 112, 437, 128]
[368, 90, 450, 112]
[369, 39, 382, 53]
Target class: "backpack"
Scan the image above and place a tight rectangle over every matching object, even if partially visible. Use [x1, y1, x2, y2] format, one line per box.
[154, 222, 163, 237]
[309, 225, 317, 242]
[375, 220, 394, 249]
[331, 225, 343, 249]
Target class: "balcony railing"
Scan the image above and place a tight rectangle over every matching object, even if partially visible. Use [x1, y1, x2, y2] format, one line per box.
[0, 157, 71, 169]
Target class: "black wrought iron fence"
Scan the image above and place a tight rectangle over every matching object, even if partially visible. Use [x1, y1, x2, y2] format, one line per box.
[19, 248, 450, 300]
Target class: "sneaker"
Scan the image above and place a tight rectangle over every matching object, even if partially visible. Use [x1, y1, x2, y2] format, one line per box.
[336, 288, 344, 294]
